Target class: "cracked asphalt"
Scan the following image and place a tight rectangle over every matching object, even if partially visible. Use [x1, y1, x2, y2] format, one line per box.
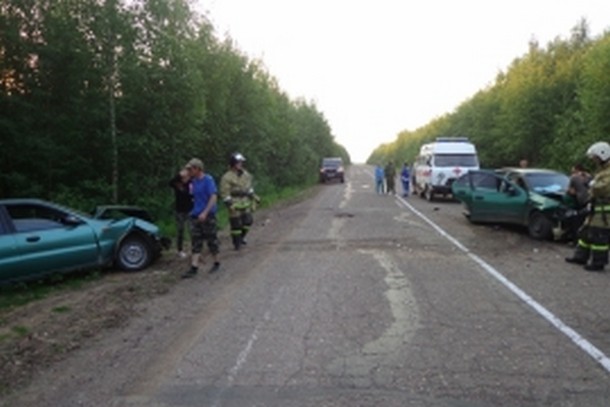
[5, 164, 610, 406]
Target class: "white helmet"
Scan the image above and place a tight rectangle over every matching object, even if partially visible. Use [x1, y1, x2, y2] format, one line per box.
[587, 142, 610, 162]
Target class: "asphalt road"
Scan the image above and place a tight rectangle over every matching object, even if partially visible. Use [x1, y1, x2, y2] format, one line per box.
[6, 164, 610, 407]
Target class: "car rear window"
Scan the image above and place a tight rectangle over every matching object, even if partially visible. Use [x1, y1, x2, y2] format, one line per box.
[322, 159, 342, 168]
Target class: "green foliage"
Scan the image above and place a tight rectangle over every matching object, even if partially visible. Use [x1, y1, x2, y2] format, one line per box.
[368, 20, 607, 175]
[0, 0, 348, 217]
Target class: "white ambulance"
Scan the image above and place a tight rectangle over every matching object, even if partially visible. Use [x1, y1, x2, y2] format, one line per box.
[413, 137, 480, 201]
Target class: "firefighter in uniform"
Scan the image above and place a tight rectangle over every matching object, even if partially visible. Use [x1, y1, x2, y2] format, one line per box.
[220, 152, 258, 250]
[565, 141, 610, 272]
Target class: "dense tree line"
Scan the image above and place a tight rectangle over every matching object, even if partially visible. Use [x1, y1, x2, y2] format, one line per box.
[0, 0, 349, 216]
[368, 21, 609, 174]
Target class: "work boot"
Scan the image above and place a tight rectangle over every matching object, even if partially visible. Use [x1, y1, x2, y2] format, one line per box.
[584, 263, 605, 272]
[181, 266, 198, 279]
[209, 261, 221, 274]
[585, 250, 608, 272]
[565, 246, 589, 265]
[232, 235, 241, 251]
[565, 256, 587, 265]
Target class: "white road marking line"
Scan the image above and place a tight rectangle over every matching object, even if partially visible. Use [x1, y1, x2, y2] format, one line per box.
[395, 195, 610, 374]
[211, 311, 268, 407]
[211, 290, 282, 407]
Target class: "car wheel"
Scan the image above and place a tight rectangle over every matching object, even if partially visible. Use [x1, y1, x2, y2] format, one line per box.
[116, 234, 153, 271]
[528, 212, 553, 240]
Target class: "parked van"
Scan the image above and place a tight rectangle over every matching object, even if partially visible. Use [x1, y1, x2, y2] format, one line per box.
[413, 137, 479, 201]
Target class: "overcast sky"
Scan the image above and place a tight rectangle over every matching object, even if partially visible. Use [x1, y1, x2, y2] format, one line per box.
[195, 0, 610, 162]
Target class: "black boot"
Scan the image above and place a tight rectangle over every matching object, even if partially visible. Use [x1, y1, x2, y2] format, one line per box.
[585, 250, 608, 272]
[181, 266, 198, 278]
[584, 263, 605, 272]
[232, 235, 241, 251]
[565, 245, 589, 265]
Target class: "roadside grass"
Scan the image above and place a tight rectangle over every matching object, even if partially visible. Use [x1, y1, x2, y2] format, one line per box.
[51, 306, 71, 314]
[0, 270, 102, 313]
[11, 325, 30, 337]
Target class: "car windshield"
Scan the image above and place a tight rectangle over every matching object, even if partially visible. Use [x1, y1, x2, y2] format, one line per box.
[524, 172, 569, 193]
[322, 159, 342, 168]
[433, 154, 478, 167]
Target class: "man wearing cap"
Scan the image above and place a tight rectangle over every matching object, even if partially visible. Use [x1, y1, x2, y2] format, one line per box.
[220, 152, 257, 251]
[183, 158, 220, 277]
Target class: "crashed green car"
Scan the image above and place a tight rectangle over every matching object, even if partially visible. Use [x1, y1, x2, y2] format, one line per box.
[451, 168, 580, 240]
[0, 199, 169, 284]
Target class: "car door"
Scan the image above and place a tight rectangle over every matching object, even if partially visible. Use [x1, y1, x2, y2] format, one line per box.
[469, 172, 526, 222]
[6, 203, 100, 281]
[0, 205, 22, 282]
[451, 173, 473, 204]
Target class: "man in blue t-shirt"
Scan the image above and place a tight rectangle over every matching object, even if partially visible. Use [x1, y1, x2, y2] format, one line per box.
[182, 158, 220, 277]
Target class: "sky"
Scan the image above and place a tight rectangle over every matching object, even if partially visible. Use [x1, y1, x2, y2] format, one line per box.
[195, 0, 610, 163]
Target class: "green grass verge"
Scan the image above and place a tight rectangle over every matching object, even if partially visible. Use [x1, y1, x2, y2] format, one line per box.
[0, 270, 102, 313]
[11, 325, 30, 337]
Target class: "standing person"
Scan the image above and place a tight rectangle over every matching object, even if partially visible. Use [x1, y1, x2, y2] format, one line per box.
[567, 163, 591, 208]
[400, 162, 410, 197]
[168, 168, 192, 258]
[519, 158, 529, 168]
[565, 163, 592, 242]
[565, 142, 610, 272]
[384, 161, 396, 195]
[182, 158, 220, 278]
[374, 165, 385, 194]
[220, 152, 257, 251]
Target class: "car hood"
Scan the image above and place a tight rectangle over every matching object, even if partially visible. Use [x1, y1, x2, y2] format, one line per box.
[87, 216, 159, 237]
[529, 191, 565, 210]
[132, 218, 160, 234]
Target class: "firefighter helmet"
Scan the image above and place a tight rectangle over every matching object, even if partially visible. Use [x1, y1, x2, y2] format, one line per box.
[229, 152, 246, 167]
[587, 142, 610, 162]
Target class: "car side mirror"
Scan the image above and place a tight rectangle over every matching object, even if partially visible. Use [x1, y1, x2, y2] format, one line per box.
[62, 215, 83, 227]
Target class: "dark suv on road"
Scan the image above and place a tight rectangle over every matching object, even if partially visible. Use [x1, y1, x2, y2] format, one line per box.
[319, 157, 345, 183]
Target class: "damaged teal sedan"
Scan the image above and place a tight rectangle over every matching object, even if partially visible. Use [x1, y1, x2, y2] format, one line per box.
[451, 168, 580, 240]
[0, 199, 169, 284]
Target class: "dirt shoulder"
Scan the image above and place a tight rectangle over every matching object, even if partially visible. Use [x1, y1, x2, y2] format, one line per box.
[0, 187, 319, 398]
[0, 256, 181, 396]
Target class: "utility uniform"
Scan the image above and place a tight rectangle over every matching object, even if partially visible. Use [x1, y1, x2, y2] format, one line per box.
[568, 161, 610, 271]
[400, 164, 410, 197]
[220, 167, 255, 250]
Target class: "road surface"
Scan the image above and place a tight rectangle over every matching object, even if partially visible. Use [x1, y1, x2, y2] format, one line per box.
[4, 164, 610, 407]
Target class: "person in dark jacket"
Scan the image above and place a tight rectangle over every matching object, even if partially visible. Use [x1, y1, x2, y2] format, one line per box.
[169, 168, 193, 258]
[385, 161, 397, 195]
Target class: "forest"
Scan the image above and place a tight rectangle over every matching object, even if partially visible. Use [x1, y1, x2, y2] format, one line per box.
[367, 21, 610, 174]
[0, 0, 349, 219]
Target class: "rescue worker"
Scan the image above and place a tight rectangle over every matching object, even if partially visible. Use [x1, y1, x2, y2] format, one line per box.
[220, 152, 258, 251]
[400, 162, 410, 197]
[374, 165, 385, 194]
[565, 141, 610, 272]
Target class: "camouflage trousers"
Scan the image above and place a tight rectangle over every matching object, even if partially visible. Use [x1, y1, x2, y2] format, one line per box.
[190, 215, 220, 255]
